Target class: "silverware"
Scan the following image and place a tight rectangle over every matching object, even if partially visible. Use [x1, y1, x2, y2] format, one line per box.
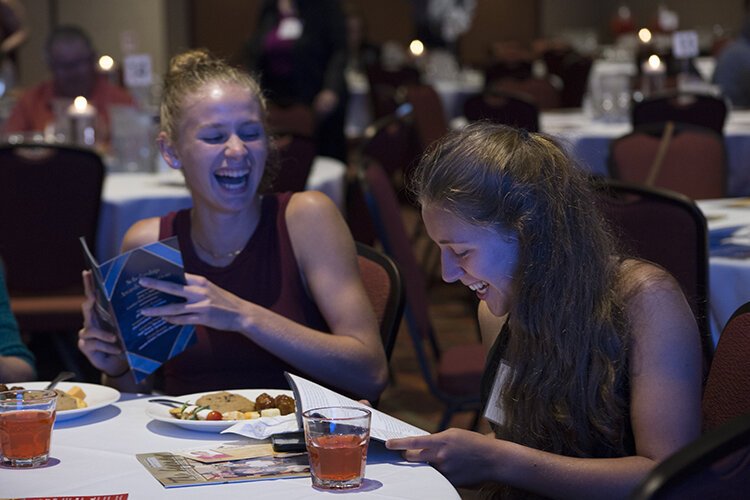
[148, 398, 188, 408]
[45, 371, 75, 390]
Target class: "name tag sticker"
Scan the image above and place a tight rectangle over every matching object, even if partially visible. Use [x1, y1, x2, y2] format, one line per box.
[483, 361, 511, 426]
[278, 17, 303, 40]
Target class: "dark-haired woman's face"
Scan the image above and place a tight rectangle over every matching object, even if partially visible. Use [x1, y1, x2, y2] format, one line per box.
[422, 203, 519, 317]
[170, 82, 268, 213]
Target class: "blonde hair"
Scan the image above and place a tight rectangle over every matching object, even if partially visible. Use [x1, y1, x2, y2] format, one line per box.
[160, 49, 278, 190]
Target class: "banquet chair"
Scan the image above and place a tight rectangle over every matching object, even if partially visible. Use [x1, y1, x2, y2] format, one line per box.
[266, 103, 317, 193]
[267, 102, 315, 137]
[267, 134, 317, 193]
[628, 413, 750, 500]
[590, 179, 713, 369]
[0, 142, 105, 377]
[608, 122, 727, 200]
[365, 64, 421, 119]
[487, 76, 561, 110]
[404, 84, 450, 157]
[702, 300, 750, 432]
[359, 160, 486, 431]
[355, 242, 405, 363]
[462, 90, 539, 132]
[631, 92, 728, 135]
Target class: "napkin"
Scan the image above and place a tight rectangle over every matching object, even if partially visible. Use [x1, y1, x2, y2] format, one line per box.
[221, 413, 298, 439]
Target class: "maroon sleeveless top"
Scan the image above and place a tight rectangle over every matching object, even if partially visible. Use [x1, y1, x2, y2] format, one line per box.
[158, 193, 329, 395]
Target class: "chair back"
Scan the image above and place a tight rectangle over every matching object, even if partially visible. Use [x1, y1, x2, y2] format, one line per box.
[365, 64, 421, 119]
[632, 92, 728, 135]
[404, 84, 449, 154]
[702, 301, 750, 432]
[462, 90, 539, 131]
[268, 134, 317, 193]
[355, 242, 405, 361]
[488, 76, 561, 109]
[629, 413, 750, 500]
[591, 179, 713, 366]
[609, 122, 727, 200]
[359, 160, 485, 429]
[0, 143, 105, 295]
[267, 102, 315, 137]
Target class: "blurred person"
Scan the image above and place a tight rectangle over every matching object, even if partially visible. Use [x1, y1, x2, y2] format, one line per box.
[245, 0, 348, 161]
[0, 259, 36, 383]
[344, 5, 380, 73]
[2, 24, 136, 142]
[713, 0, 750, 108]
[77, 49, 387, 401]
[0, 0, 29, 91]
[386, 123, 702, 499]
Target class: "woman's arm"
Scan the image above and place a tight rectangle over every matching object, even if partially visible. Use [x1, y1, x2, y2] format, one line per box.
[389, 263, 702, 499]
[138, 194, 388, 400]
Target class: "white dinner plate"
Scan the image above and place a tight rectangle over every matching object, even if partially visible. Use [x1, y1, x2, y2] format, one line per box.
[10, 381, 121, 422]
[145, 388, 295, 433]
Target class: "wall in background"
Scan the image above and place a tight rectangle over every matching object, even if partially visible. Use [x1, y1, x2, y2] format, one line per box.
[13, 0, 750, 90]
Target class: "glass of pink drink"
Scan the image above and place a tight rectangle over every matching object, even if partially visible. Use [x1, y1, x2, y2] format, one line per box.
[302, 406, 371, 489]
[0, 389, 57, 467]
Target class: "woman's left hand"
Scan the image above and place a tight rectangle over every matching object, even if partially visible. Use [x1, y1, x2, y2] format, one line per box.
[138, 273, 249, 332]
[386, 429, 499, 486]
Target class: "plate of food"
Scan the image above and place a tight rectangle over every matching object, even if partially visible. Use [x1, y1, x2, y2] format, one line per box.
[145, 389, 297, 433]
[1, 381, 121, 422]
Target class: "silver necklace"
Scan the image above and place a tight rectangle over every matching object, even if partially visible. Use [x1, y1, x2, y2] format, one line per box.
[192, 237, 244, 260]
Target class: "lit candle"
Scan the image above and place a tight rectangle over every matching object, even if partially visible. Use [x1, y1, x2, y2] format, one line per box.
[98, 55, 118, 85]
[67, 96, 97, 147]
[409, 39, 425, 58]
[638, 28, 652, 44]
[641, 54, 666, 97]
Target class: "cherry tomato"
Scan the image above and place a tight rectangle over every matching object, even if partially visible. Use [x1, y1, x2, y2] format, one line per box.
[206, 410, 223, 421]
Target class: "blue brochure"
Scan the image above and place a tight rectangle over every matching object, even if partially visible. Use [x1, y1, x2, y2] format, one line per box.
[80, 236, 196, 384]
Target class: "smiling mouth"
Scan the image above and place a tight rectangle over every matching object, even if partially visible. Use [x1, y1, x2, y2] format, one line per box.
[214, 169, 250, 190]
[468, 281, 489, 293]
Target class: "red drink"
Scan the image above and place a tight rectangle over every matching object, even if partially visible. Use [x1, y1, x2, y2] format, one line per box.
[0, 389, 57, 467]
[307, 434, 369, 483]
[0, 410, 55, 461]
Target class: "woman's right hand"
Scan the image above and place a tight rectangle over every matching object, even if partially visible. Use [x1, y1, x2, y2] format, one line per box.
[77, 270, 128, 377]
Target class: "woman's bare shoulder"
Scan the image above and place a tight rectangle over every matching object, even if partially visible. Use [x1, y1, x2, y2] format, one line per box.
[121, 217, 161, 252]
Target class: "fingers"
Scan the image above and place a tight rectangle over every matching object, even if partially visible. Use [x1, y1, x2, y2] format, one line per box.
[386, 436, 430, 450]
[139, 277, 189, 297]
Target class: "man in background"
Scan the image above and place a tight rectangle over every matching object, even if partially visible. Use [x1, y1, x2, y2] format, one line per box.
[2, 24, 135, 142]
[713, 0, 750, 108]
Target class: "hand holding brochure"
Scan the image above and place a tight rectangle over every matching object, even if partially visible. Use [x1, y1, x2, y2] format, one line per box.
[283, 372, 430, 442]
[80, 236, 196, 383]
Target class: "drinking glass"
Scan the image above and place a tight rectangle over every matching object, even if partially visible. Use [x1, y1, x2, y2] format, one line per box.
[302, 406, 371, 489]
[0, 389, 57, 467]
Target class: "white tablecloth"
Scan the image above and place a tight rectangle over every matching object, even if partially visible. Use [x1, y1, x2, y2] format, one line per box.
[0, 393, 459, 499]
[96, 157, 347, 261]
[541, 109, 750, 197]
[696, 198, 750, 343]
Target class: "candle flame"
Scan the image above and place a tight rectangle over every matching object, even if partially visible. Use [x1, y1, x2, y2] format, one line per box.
[98, 55, 114, 71]
[638, 28, 652, 43]
[409, 39, 424, 57]
[647, 54, 662, 70]
[73, 96, 88, 112]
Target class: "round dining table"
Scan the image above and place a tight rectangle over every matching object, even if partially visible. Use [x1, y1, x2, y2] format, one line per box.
[1, 392, 460, 499]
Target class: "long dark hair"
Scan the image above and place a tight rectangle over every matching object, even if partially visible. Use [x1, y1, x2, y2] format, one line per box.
[411, 123, 631, 460]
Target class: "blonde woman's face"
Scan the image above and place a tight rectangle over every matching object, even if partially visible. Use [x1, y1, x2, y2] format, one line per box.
[422, 203, 519, 317]
[167, 82, 268, 214]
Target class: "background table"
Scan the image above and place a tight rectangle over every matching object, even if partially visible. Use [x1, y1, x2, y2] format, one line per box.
[97, 156, 347, 261]
[697, 198, 750, 343]
[1, 393, 459, 499]
[541, 109, 750, 197]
